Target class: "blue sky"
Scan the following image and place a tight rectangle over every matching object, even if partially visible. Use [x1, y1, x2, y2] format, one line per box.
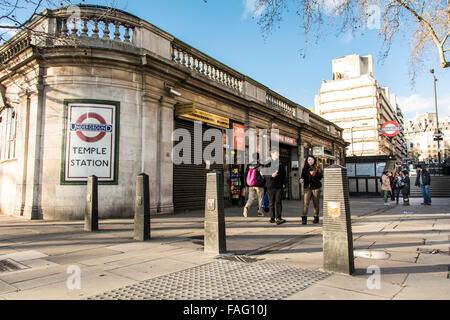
[25, 0, 450, 121]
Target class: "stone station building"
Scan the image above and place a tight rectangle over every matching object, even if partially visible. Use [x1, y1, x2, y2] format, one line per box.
[0, 5, 346, 220]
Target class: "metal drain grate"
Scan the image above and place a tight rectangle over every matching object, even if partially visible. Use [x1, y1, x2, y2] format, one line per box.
[0, 259, 22, 273]
[90, 260, 332, 300]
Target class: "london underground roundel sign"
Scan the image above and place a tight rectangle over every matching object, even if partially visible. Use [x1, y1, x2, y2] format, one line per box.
[380, 121, 402, 138]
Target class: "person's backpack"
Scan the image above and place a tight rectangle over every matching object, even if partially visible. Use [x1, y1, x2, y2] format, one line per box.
[247, 168, 258, 187]
[262, 193, 270, 212]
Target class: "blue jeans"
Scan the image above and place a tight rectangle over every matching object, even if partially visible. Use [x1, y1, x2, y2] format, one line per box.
[420, 185, 432, 204]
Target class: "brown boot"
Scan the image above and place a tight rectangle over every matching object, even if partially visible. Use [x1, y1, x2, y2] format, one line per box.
[403, 199, 410, 206]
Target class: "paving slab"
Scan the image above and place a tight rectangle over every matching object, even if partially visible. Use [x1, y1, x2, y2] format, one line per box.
[103, 248, 198, 268]
[0, 265, 67, 284]
[45, 248, 122, 265]
[107, 258, 198, 282]
[286, 284, 389, 300]
[416, 253, 450, 265]
[0, 269, 136, 300]
[393, 274, 450, 300]
[0, 250, 48, 262]
[0, 280, 18, 295]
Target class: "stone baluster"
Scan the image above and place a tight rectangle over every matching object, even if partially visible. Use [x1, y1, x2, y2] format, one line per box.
[182, 50, 187, 66]
[80, 18, 89, 37]
[175, 48, 181, 63]
[196, 59, 201, 72]
[61, 19, 69, 36]
[188, 54, 193, 69]
[114, 21, 121, 41]
[124, 26, 132, 43]
[70, 17, 78, 37]
[177, 49, 182, 64]
[92, 19, 100, 38]
[103, 20, 111, 39]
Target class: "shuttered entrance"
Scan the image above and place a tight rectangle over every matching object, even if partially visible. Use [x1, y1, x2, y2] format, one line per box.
[280, 146, 291, 200]
[173, 118, 224, 212]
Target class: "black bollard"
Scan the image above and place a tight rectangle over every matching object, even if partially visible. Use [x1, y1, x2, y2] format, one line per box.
[134, 173, 150, 241]
[204, 170, 226, 255]
[85, 175, 99, 232]
[322, 165, 355, 275]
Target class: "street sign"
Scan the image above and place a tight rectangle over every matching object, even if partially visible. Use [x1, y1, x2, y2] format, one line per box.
[380, 121, 402, 138]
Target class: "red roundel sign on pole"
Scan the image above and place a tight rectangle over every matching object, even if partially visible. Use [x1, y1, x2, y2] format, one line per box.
[380, 121, 401, 138]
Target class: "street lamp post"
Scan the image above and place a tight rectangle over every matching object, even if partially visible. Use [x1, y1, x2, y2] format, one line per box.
[430, 69, 441, 163]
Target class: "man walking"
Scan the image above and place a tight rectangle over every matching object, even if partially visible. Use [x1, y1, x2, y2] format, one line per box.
[263, 149, 287, 225]
[415, 165, 432, 205]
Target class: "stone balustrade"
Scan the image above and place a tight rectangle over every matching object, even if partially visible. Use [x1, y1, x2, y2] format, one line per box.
[266, 93, 297, 119]
[0, 36, 31, 64]
[172, 42, 243, 93]
[53, 6, 139, 45]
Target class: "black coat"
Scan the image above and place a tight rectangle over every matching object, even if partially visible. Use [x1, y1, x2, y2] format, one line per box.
[415, 169, 431, 186]
[263, 160, 287, 189]
[400, 176, 410, 196]
[301, 165, 323, 190]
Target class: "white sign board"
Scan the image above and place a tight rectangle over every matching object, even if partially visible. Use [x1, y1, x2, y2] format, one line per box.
[356, 163, 375, 177]
[62, 100, 119, 184]
[346, 163, 356, 177]
[376, 162, 386, 177]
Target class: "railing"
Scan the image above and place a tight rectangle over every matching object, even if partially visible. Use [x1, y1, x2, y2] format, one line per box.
[0, 36, 31, 64]
[266, 93, 296, 118]
[53, 6, 139, 45]
[172, 41, 243, 93]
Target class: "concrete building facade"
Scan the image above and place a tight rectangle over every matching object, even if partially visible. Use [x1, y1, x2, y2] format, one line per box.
[314, 54, 407, 161]
[0, 5, 346, 220]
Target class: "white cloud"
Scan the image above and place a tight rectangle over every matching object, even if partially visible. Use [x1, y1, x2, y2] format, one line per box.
[398, 94, 450, 121]
[242, 0, 265, 20]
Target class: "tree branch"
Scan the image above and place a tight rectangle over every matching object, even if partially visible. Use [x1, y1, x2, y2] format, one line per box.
[395, 0, 448, 68]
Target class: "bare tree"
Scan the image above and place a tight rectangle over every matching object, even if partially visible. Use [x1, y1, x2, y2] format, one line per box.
[251, 0, 449, 77]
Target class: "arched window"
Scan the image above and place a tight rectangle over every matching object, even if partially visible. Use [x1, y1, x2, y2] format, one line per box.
[0, 107, 17, 161]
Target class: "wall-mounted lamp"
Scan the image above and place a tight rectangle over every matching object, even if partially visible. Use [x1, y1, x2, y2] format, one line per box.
[165, 85, 182, 97]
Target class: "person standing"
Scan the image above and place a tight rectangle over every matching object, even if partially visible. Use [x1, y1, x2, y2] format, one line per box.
[399, 170, 410, 206]
[389, 172, 395, 201]
[392, 171, 401, 205]
[415, 165, 432, 205]
[243, 153, 266, 217]
[381, 171, 392, 206]
[300, 156, 323, 225]
[263, 149, 287, 225]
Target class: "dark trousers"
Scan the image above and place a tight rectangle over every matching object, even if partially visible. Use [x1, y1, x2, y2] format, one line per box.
[392, 188, 400, 202]
[268, 188, 283, 220]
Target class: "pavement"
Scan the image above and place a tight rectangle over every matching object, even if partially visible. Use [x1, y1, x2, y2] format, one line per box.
[0, 196, 449, 300]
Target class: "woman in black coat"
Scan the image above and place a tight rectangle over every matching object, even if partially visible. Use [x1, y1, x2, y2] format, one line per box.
[399, 170, 410, 206]
[299, 156, 323, 225]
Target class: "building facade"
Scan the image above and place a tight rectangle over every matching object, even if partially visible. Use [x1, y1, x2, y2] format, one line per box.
[314, 54, 407, 161]
[0, 5, 346, 220]
[404, 113, 450, 162]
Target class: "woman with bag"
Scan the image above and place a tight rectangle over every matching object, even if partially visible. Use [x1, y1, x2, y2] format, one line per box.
[299, 156, 323, 225]
[243, 153, 266, 217]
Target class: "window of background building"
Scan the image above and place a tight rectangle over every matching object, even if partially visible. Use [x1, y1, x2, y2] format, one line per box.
[0, 108, 17, 161]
